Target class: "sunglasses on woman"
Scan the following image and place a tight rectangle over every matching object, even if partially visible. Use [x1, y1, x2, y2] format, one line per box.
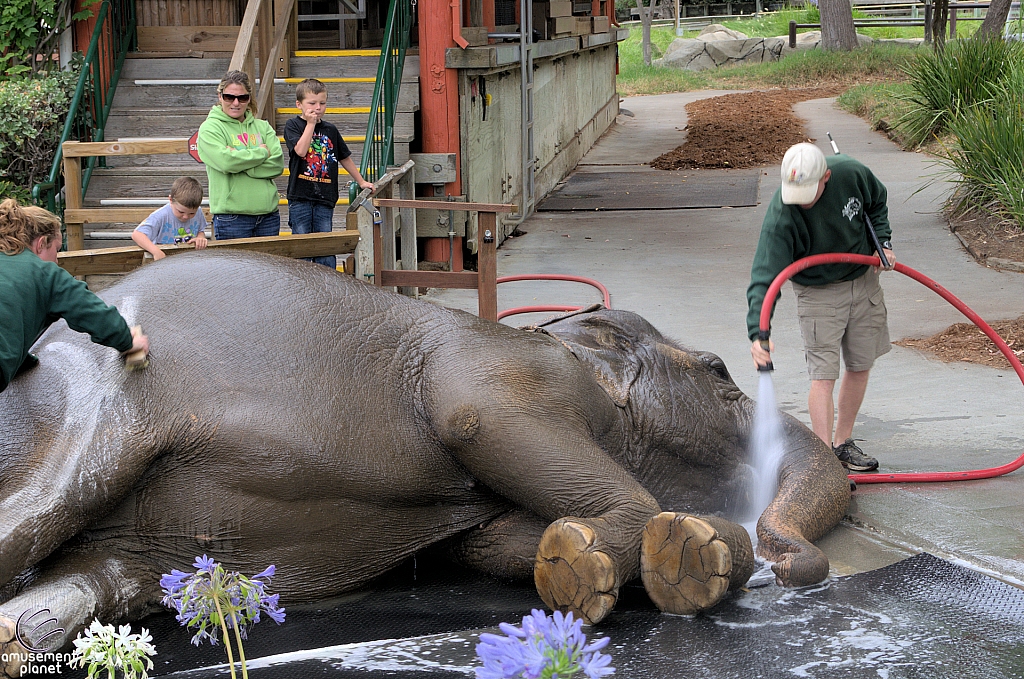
[220, 92, 251, 103]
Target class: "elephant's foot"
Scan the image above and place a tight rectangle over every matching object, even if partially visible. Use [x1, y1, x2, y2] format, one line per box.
[640, 512, 739, 615]
[534, 519, 618, 625]
[0, 615, 32, 679]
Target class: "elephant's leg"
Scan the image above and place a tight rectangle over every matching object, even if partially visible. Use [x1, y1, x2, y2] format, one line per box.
[756, 416, 850, 586]
[437, 408, 661, 624]
[449, 509, 549, 581]
[640, 513, 754, 615]
[0, 409, 157, 590]
[0, 548, 161, 678]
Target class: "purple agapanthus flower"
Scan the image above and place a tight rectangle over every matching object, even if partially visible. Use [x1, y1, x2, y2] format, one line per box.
[160, 556, 286, 647]
[475, 609, 614, 679]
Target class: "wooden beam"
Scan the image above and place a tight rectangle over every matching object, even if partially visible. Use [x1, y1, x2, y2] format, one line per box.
[63, 139, 189, 157]
[57, 232, 360, 276]
[377, 270, 481, 289]
[137, 26, 240, 53]
[373, 199, 516, 213]
[65, 207, 212, 225]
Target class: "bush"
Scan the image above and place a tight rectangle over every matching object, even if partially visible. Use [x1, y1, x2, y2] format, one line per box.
[0, 0, 96, 77]
[0, 67, 81, 201]
[895, 37, 1024, 147]
[941, 55, 1024, 231]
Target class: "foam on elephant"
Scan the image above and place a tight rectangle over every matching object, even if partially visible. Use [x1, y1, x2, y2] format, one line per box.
[0, 251, 849, 673]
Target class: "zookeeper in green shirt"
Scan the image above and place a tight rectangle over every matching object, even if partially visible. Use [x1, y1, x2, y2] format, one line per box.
[747, 142, 895, 473]
[0, 199, 149, 392]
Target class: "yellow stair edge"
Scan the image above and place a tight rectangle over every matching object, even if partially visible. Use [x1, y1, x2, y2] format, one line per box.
[282, 168, 353, 176]
[277, 107, 371, 115]
[281, 77, 376, 83]
[278, 136, 366, 144]
[293, 49, 381, 57]
[279, 198, 351, 205]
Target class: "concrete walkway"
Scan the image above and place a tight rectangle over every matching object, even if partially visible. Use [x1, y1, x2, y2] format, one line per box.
[425, 91, 1024, 588]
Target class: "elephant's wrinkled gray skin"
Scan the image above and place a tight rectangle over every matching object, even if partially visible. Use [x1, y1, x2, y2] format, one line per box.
[0, 251, 848, 669]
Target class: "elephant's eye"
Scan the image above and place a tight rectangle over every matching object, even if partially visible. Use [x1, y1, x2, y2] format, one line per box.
[697, 352, 732, 383]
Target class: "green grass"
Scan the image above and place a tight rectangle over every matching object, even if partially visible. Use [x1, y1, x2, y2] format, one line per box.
[615, 8, 985, 96]
[617, 25, 917, 95]
[836, 82, 918, 145]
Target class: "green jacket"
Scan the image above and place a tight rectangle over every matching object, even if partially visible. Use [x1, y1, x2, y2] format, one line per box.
[746, 154, 891, 340]
[0, 249, 132, 391]
[197, 106, 284, 215]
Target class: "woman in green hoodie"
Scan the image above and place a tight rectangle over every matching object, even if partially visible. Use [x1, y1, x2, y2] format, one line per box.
[197, 70, 285, 240]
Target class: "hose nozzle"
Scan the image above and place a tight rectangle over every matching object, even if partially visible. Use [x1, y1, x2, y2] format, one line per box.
[757, 330, 774, 372]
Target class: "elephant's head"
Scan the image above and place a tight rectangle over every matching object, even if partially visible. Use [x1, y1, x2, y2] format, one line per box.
[531, 306, 850, 586]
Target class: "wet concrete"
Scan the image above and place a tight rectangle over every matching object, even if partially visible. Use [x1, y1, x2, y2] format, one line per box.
[426, 92, 1024, 588]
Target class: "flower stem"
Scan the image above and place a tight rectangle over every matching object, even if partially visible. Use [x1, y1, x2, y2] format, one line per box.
[232, 614, 249, 679]
[213, 596, 238, 679]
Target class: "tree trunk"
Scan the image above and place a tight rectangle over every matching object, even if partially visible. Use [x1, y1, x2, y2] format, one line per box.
[819, 0, 858, 50]
[640, 0, 655, 65]
[977, 0, 1013, 38]
[932, 0, 949, 50]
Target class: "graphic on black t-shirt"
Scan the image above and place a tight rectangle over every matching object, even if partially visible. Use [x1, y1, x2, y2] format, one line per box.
[302, 132, 337, 185]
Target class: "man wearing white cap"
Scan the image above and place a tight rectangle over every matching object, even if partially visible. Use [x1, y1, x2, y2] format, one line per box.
[746, 142, 895, 472]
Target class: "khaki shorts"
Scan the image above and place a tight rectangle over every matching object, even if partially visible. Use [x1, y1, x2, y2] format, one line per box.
[791, 268, 891, 381]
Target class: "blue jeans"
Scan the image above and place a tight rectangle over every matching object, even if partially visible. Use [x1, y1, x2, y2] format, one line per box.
[288, 201, 337, 269]
[213, 211, 281, 240]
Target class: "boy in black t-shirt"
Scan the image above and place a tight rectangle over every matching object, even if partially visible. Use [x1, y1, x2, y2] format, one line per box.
[284, 78, 373, 268]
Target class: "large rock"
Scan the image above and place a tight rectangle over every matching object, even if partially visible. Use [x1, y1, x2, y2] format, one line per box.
[697, 23, 749, 41]
[656, 36, 788, 71]
[783, 30, 874, 51]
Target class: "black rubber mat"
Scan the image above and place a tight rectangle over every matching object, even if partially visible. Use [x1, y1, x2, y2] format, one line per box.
[536, 169, 760, 211]
[65, 552, 1024, 678]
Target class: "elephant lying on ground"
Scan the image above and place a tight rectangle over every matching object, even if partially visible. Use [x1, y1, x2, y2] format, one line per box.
[0, 251, 849, 672]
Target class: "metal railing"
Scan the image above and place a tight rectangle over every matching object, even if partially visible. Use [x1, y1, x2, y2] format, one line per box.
[32, 0, 135, 222]
[349, 0, 415, 202]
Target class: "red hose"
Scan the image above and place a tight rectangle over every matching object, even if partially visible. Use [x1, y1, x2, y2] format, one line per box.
[759, 253, 1024, 484]
[496, 274, 612, 321]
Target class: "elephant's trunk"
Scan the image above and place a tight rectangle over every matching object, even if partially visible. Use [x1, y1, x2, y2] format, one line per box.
[755, 413, 849, 587]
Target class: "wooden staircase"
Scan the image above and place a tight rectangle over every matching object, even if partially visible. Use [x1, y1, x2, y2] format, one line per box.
[82, 50, 418, 248]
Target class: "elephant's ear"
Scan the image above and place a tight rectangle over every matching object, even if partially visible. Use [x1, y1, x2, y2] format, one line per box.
[530, 309, 641, 407]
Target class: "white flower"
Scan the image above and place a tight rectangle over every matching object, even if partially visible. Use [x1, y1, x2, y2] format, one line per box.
[70, 619, 157, 679]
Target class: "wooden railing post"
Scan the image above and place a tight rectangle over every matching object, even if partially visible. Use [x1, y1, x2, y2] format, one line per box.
[477, 211, 497, 322]
[397, 170, 418, 297]
[62, 149, 85, 251]
[372, 198, 515, 322]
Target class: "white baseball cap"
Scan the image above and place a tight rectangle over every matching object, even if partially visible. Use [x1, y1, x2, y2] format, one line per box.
[780, 142, 828, 205]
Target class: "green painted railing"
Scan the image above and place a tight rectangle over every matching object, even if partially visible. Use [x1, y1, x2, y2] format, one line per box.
[32, 0, 135, 224]
[349, 0, 414, 202]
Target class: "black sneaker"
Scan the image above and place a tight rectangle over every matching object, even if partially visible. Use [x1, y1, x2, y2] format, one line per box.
[833, 438, 879, 472]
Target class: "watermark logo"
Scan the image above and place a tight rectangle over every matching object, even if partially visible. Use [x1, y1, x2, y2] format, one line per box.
[15, 609, 64, 653]
[2, 609, 75, 676]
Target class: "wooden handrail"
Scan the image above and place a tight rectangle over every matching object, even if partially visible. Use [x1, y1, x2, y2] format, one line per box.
[255, 0, 298, 120]
[228, 0, 295, 124]
[63, 139, 189, 157]
[57, 232, 360, 276]
[347, 159, 416, 214]
[229, 0, 262, 73]
[374, 199, 517, 213]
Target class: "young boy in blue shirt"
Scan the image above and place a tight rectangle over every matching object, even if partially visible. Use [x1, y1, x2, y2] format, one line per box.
[284, 78, 373, 269]
[132, 176, 209, 261]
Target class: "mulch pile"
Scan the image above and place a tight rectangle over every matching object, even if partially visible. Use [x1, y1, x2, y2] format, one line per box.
[649, 88, 842, 170]
[895, 316, 1024, 369]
